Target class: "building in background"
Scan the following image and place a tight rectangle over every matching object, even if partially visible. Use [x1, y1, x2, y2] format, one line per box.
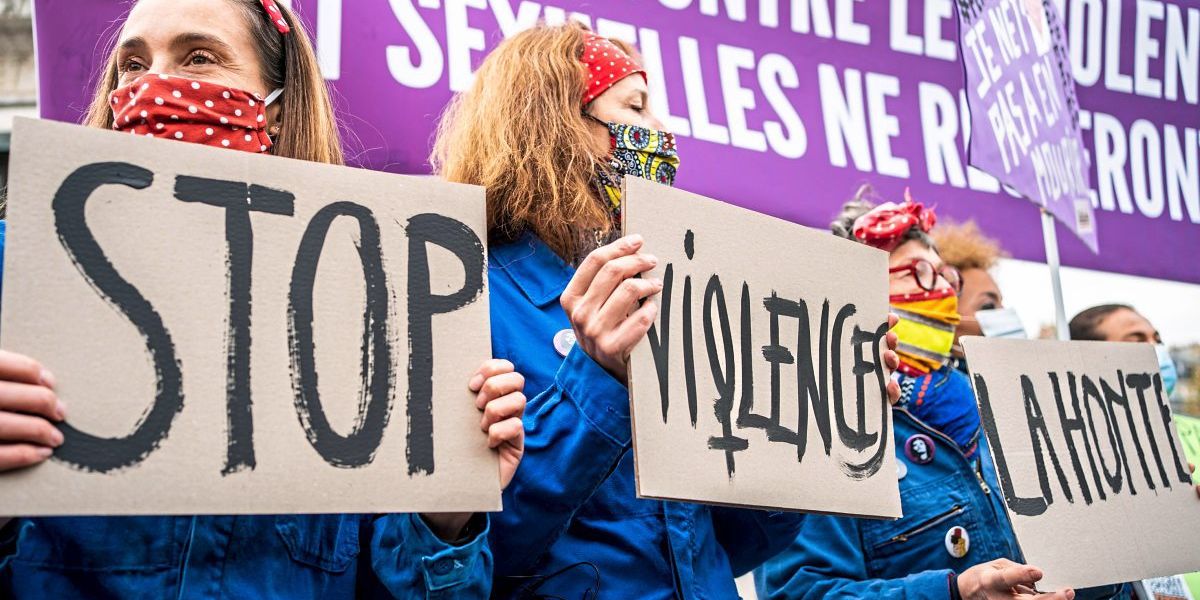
[0, 0, 36, 200]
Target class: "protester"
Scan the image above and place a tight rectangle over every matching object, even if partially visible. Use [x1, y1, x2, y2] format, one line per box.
[0, 1, 524, 597]
[1069, 304, 1200, 499]
[755, 186, 1108, 600]
[431, 22, 902, 599]
[932, 220, 1009, 373]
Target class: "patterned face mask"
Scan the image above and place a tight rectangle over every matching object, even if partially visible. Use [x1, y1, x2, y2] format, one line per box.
[587, 114, 680, 221]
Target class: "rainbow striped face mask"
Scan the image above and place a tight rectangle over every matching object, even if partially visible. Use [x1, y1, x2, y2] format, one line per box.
[890, 288, 962, 376]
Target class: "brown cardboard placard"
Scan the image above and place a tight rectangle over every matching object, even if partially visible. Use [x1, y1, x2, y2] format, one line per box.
[624, 176, 901, 517]
[963, 338, 1200, 589]
[0, 118, 500, 515]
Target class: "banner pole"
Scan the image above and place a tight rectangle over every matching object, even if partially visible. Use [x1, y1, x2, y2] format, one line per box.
[1040, 209, 1069, 341]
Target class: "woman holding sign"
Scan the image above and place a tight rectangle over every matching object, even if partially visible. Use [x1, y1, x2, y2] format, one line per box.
[0, 1, 524, 598]
[431, 23, 902, 598]
[754, 188, 1126, 600]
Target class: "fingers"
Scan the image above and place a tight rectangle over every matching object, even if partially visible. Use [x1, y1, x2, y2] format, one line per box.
[883, 347, 900, 371]
[481, 391, 526, 431]
[0, 381, 65, 422]
[988, 563, 1042, 591]
[561, 235, 644, 308]
[605, 301, 659, 358]
[487, 416, 524, 450]
[886, 379, 900, 406]
[0, 350, 53, 388]
[474, 371, 524, 410]
[0, 443, 54, 471]
[468, 359, 515, 393]
[1189, 462, 1195, 474]
[0, 413, 64, 448]
[574, 253, 658, 318]
[1035, 590, 1075, 600]
[888, 312, 898, 329]
[596, 277, 663, 329]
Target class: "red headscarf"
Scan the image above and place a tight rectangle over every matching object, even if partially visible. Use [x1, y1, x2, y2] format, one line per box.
[581, 33, 646, 106]
[851, 188, 938, 252]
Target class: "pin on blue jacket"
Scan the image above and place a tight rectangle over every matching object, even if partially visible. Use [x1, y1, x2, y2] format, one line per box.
[487, 231, 805, 599]
[754, 366, 1130, 600]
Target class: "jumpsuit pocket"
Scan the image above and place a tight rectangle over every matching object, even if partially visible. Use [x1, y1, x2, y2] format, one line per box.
[862, 474, 980, 574]
[275, 514, 362, 573]
[12, 516, 188, 571]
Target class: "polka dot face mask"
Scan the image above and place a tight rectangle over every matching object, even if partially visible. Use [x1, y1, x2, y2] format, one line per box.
[110, 73, 283, 153]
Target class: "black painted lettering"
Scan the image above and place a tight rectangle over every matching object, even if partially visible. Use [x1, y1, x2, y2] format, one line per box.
[1127, 372, 1172, 488]
[1050, 372, 1097, 503]
[703, 276, 747, 476]
[975, 374, 1048, 516]
[52, 162, 184, 473]
[1022, 375, 1075, 505]
[174, 176, 294, 475]
[405, 213, 486, 475]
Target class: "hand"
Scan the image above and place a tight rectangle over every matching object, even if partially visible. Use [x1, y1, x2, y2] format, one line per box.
[418, 359, 528, 543]
[469, 359, 525, 490]
[957, 559, 1074, 600]
[0, 350, 66, 471]
[560, 235, 662, 384]
[883, 313, 901, 405]
[1189, 463, 1198, 499]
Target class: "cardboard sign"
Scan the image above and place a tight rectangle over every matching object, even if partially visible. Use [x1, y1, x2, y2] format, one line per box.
[625, 177, 901, 517]
[0, 118, 500, 515]
[962, 338, 1200, 589]
[958, 0, 1098, 252]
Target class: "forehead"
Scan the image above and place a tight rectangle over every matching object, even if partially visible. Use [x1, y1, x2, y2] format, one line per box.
[890, 239, 939, 264]
[1101, 308, 1155, 334]
[607, 73, 648, 95]
[960, 268, 999, 293]
[121, 0, 248, 46]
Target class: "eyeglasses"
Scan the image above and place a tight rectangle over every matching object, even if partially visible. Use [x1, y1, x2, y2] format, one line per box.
[889, 259, 962, 293]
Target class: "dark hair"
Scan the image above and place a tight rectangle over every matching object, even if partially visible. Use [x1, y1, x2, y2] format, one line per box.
[1068, 304, 1133, 341]
[830, 184, 937, 251]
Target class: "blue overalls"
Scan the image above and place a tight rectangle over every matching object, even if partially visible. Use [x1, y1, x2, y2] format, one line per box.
[487, 231, 805, 599]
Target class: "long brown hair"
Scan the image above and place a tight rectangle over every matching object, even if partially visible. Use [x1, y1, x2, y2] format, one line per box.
[431, 22, 622, 261]
[82, 0, 343, 165]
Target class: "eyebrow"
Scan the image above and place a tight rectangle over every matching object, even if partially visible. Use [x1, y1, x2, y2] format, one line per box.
[117, 32, 235, 55]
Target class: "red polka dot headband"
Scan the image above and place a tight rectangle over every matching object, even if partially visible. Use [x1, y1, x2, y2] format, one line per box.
[259, 0, 291, 35]
[851, 188, 938, 252]
[581, 33, 645, 106]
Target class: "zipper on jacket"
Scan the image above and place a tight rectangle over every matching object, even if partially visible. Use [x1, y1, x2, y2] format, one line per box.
[876, 504, 964, 548]
[975, 457, 992, 495]
[897, 408, 990, 497]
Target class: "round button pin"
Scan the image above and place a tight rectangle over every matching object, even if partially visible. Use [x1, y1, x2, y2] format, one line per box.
[897, 460, 908, 480]
[944, 526, 969, 558]
[904, 434, 936, 465]
[553, 328, 577, 357]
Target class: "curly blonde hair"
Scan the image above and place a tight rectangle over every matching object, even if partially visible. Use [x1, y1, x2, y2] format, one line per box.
[931, 220, 1007, 272]
[431, 22, 628, 261]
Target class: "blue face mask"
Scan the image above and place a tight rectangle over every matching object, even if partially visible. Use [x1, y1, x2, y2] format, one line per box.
[1156, 344, 1178, 398]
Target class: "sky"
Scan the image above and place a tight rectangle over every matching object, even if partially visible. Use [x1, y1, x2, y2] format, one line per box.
[993, 259, 1200, 346]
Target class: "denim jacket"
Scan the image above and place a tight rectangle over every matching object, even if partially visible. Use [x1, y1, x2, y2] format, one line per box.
[755, 368, 1129, 600]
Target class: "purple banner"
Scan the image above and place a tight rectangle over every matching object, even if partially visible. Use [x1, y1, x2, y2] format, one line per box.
[32, 0, 1200, 284]
[959, 0, 1098, 252]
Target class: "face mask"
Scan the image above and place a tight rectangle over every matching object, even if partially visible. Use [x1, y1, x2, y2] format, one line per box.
[111, 73, 283, 153]
[587, 114, 680, 220]
[974, 307, 1027, 339]
[1156, 344, 1178, 398]
[890, 288, 961, 376]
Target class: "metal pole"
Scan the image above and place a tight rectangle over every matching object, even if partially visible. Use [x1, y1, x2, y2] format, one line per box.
[1041, 210, 1069, 341]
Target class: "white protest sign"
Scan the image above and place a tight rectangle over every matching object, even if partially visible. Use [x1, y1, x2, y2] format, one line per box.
[625, 176, 901, 517]
[0, 118, 500, 515]
[964, 338, 1200, 589]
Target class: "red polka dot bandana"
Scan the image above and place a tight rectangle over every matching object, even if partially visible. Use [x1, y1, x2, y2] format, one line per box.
[259, 0, 291, 35]
[851, 188, 938, 252]
[110, 74, 278, 154]
[581, 33, 646, 106]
